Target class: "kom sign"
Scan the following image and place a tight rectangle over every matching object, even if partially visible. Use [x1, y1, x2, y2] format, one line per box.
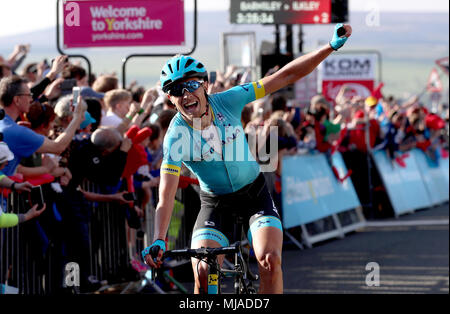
[319, 53, 378, 102]
[63, 0, 185, 48]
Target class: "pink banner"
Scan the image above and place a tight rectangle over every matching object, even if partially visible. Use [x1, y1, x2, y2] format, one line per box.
[63, 0, 185, 48]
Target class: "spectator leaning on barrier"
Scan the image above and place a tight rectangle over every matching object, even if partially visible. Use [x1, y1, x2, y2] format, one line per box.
[60, 127, 133, 291]
[0, 75, 86, 176]
[0, 142, 46, 228]
[373, 109, 409, 164]
[0, 141, 33, 193]
[67, 127, 132, 189]
[339, 109, 381, 153]
[0, 202, 46, 229]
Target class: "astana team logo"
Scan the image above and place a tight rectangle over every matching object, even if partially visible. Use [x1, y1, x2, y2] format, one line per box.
[216, 112, 225, 122]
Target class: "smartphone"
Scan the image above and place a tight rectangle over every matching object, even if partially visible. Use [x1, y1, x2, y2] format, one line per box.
[209, 71, 217, 84]
[72, 86, 81, 107]
[123, 192, 137, 202]
[29, 186, 44, 208]
[60, 79, 77, 92]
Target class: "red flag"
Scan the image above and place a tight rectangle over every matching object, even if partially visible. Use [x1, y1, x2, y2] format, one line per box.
[371, 82, 384, 101]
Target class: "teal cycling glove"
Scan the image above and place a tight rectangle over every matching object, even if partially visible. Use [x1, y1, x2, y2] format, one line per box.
[141, 239, 166, 263]
[329, 23, 348, 50]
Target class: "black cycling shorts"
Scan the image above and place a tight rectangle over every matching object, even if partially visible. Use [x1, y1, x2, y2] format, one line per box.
[191, 173, 283, 248]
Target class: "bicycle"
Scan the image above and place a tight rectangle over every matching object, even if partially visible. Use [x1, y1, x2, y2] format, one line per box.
[149, 215, 259, 294]
[162, 240, 258, 294]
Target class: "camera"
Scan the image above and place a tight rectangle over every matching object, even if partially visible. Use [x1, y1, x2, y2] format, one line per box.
[60, 79, 77, 92]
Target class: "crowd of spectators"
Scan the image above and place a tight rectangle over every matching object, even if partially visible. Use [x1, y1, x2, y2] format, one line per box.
[1, 45, 169, 291]
[1, 44, 449, 292]
[236, 70, 449, 216]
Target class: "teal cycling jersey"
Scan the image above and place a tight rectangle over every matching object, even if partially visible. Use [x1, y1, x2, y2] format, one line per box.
[161, 80, 266, 195]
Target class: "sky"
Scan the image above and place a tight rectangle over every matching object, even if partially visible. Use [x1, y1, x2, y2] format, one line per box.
[0, 0, 449, 37]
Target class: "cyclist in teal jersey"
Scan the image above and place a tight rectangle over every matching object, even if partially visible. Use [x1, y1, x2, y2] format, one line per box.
[143, 23, 352, 294]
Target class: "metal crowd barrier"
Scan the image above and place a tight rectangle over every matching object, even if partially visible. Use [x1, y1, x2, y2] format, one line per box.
[0, 177, 198, 294]
[1, 188, 56, 294]
[80, 180, 130, 287]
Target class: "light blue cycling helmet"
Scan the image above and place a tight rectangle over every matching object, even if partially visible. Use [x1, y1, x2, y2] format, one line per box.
[160, 55, 208, 93]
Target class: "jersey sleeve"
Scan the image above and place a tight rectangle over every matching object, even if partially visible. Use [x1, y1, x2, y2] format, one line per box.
[217, 80, 266, 118]
[160, 122, 186, 177]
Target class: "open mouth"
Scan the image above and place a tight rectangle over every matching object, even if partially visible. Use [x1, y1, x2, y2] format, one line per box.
[183, 101, 198, 113]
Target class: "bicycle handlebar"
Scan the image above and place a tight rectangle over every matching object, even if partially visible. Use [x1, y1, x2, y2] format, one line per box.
[163, 242, 241, 260]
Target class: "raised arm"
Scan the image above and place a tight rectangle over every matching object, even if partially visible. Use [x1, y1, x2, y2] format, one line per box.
[261, 24, 352, 96]
[36, 95, 85, 154]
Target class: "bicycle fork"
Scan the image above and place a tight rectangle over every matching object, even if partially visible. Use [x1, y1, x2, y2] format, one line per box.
[207, 258, 220, 294]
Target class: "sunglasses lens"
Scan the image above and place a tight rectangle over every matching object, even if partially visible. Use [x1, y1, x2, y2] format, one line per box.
[186, 81, 201, 91]
[170, 85, 184, 97]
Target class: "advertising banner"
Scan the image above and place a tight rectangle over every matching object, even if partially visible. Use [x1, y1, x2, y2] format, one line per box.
[412, 149, 449, 205]
[372, 150, 431, 215]
[63, 0, 185, 48]
[281, 152, 360, 229]
[319, 53, 377, 101]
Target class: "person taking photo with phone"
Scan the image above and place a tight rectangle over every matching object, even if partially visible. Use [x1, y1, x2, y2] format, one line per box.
[0, 75, 86, 176]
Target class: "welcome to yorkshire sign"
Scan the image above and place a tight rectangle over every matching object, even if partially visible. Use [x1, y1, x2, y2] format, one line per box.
[63, 0, 185, 48]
